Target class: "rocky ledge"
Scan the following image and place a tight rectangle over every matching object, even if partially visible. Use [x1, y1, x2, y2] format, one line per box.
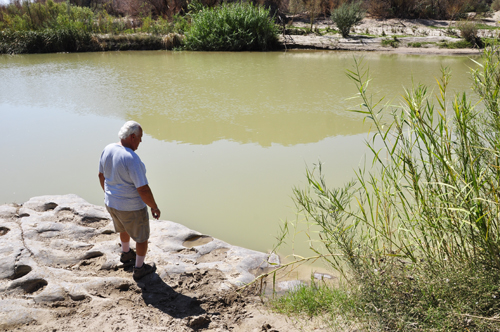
[0, 194, 285, 331]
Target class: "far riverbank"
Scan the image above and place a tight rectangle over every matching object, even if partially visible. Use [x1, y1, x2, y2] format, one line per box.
[279, 13, 500, 55]
[1, 12, 498, 55]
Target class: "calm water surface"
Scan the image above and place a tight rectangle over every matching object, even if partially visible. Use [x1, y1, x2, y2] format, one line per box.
[0, 50, 479, 260]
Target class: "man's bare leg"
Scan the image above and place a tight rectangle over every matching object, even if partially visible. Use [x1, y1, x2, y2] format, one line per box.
[135, 241, 148, 268]
[120, 232, 131, 252]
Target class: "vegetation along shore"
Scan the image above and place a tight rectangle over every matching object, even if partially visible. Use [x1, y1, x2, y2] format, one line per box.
[1, 0, 500, 54]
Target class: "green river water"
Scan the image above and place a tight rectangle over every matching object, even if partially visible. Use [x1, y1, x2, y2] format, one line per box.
[0, 50, 479, 263]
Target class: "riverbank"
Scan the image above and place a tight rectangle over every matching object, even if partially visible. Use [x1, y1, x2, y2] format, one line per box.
[1, 12, 498, 55]
[280, 12, 500, 55]
[0, 194, 335, 331]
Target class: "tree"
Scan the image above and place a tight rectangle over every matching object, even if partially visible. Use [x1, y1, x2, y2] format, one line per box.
[331, 1, 365, 38]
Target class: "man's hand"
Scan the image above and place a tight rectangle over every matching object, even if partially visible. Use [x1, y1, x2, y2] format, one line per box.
[151, 207, 161, 220]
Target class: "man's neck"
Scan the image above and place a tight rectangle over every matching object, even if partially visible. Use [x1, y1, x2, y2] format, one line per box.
[120, 139, 133, 150]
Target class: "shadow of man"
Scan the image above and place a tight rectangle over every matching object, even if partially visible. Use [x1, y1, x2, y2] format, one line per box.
[135, 272, 206, 319]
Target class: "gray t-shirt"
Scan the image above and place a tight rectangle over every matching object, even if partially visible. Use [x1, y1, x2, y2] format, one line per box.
[99, 143, 148, 211]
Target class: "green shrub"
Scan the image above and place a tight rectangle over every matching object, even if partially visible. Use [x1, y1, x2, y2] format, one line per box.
[458, 21, 484, 48]
[171, 13, 189, 34]
[331, 1, 365, 38]
[0, 0, 95, 32]
[139, 15, 171, 35]
[96, 33, 166, 51]
[439, 39, 475, 48]
[381, 36, 400, 47]
[0, 27, 94, 53]
[493, 0, 500, 11]
[184, 2, 279, 51]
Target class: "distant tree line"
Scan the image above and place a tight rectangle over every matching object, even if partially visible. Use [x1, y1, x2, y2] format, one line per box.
[0, 0, 496, 21]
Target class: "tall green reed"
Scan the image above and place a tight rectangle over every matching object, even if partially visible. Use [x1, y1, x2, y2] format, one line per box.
[289, 46, 500, 329]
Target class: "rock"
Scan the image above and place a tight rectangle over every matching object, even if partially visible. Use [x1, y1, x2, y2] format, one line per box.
[277, 280, 304, 291]
[0, 299, 48, 328]
[0, 220, 24, 279]
[0, 194, 281, 330]
[187, 314, 211, 329]
[313, 272, 334, 280]
[0, 205, 18, 219]
[267, 253, 280, 266]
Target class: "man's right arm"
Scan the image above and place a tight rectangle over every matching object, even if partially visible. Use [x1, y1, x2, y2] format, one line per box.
[98, 172, 105, 191]
[137, 184, 161, 220]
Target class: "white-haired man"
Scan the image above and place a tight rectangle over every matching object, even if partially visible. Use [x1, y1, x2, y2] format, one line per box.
[98, 121, 161, 281]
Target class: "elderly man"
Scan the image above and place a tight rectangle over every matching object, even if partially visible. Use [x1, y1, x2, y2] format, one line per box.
[98, 121, 161, 281]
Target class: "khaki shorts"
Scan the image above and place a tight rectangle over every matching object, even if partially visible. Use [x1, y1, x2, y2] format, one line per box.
[106, 206, 150, 243]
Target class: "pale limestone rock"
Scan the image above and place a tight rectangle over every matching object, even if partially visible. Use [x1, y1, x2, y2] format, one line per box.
[0, 299, 48, 328]
[0, 205, 18, 219]
[0, 194, 280, 329]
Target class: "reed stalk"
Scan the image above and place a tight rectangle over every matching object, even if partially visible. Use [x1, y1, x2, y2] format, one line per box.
[287, 46, 500, 330]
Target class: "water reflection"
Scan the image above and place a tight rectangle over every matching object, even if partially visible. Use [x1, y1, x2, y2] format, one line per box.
[135, 110, 366, 146]
[0, 50, 480, 257]
[1, 51, 477, 148]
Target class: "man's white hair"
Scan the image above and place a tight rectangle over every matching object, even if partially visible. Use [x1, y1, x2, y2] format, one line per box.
[118, 121, 142, 140]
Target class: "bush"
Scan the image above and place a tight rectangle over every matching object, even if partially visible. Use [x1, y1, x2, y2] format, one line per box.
[381, 36, 400, 47]
[458, 21, 485, 48]
[367, 0, 470, 20]
[0, 27, 94, 53]
[0, 0, 95, 32]
[184, 2, 279, 51]
[286, 46, 500, 330]
[439, 39, 475, 48]
[493, 0, 500, 11]
[140, 15, 171, 35]
[331, 1, 365, 38]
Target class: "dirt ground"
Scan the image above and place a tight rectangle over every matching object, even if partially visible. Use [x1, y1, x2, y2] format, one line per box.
[4, 263, 332, 332]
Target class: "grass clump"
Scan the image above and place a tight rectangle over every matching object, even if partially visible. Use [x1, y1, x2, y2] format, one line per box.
[381, 36, 400, 47]
[276, 46, 500, 330]
[269, 279, 357, 321]
[184, 2, 279, 51]
[331, 1, 365, 38]
[0, 27, 94, 53]
[408, 41, 437, 48]
[458, 21, 484, 48]
[439, 39, 475, 48]
[408, 41, 422, 47]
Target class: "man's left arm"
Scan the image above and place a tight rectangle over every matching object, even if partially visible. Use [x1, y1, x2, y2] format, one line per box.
[137, 184, 161, 220]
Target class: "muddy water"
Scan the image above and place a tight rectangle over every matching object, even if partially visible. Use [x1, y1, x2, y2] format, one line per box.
[0, 50, 478, 262]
